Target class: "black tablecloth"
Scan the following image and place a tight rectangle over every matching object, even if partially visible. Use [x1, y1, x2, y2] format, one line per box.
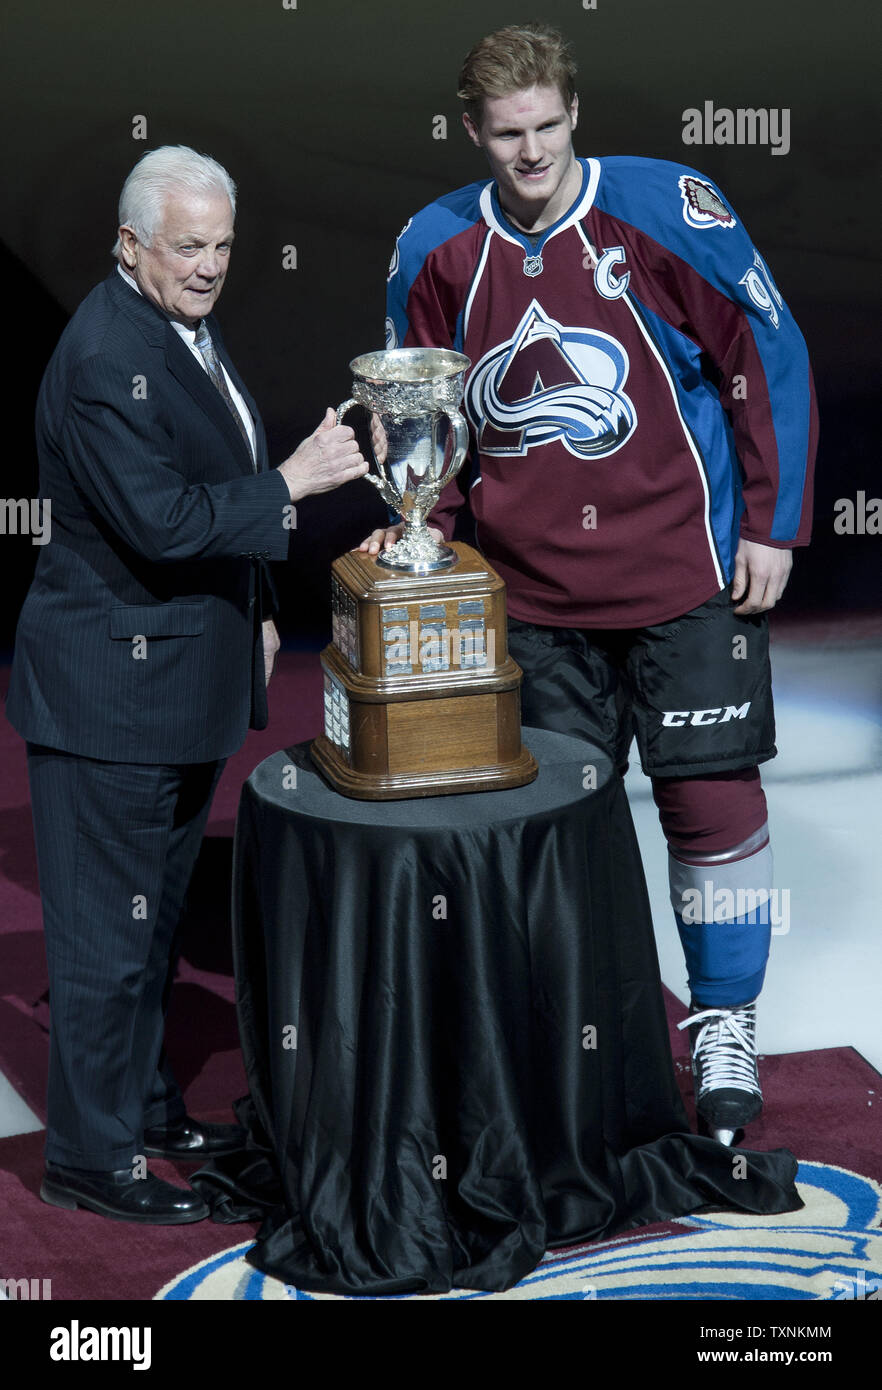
[210, 729, 800, 1295]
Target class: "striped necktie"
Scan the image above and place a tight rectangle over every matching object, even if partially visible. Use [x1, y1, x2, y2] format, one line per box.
[193, 321, 255, 469]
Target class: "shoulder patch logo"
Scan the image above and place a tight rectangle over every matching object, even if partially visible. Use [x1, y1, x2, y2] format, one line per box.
[678, 175, 736, 230]
[386, 218, 413, 282]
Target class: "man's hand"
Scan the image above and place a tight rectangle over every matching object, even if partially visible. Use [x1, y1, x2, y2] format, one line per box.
[277, 408, 368, 503]
[359, 522, 404, 556]
[731, 539, 793, 615]
[262, 618, 280, 686]
[369, 412, 387, 466]
[357, 522, 445, 557]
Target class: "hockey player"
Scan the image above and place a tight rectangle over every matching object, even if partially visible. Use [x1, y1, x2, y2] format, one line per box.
[363, 24, 817, 1143]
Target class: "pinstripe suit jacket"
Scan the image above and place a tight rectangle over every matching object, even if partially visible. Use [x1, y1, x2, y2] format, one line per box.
[6, 269, 292, 763]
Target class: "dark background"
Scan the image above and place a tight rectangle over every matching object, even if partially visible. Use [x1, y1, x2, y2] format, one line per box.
[2, 0, 879, 648]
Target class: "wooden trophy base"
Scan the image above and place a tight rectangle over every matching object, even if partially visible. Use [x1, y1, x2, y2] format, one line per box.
[310, 543, 538, 800]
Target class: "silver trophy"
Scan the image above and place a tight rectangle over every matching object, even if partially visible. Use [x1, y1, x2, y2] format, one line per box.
[337, 347, 471, 571]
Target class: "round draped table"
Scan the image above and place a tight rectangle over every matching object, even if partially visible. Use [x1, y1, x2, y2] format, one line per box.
[228, 728, 799, 1295]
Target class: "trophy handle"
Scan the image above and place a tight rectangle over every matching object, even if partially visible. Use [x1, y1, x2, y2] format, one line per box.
[337, 399, 399, 508]
[436, 409, 470, 492]
[335, 398, 359, 427]
[337, 398, 389, 477]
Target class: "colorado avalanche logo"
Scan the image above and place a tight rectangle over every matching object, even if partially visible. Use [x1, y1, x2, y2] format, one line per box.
[386, 218, 413, 282]
[679, 175, 736, 229]
[465, 301, 637, 459]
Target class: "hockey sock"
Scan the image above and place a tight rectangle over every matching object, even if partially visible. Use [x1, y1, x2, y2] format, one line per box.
[668, 825, 773, 1008]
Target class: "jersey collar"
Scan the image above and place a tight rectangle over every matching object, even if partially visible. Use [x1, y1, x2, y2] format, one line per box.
[480, 157, 600, 252]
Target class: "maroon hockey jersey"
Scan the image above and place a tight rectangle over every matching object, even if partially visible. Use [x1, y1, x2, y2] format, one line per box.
[386, 157, 817, 628]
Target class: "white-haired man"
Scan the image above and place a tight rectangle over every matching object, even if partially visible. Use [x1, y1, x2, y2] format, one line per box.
[7, 145, 367, 1223]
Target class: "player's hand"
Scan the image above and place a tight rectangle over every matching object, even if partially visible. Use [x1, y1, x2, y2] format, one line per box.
[277, 408, 368, 502]
[262, 618, 280, 687]
[731, 539, 793, 615]
[356, 523, 445, 556]
[369, 412, 388, 466]
[358, 523, 404, 556]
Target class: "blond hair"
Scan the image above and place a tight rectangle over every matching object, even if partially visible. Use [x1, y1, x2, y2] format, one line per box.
[457, 24, 577, 122]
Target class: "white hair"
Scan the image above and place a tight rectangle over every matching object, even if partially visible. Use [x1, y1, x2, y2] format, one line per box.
[112, 145, 236, 260]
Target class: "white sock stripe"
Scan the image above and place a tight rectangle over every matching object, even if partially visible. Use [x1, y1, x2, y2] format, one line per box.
[669, 840, 774, 923]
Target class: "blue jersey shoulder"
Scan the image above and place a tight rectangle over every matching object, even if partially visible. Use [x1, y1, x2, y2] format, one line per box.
[590, 157, 811, 543]
[386, 181, 488, 347]
[388, 180, 488, 283]
[590, 154, 750, 274]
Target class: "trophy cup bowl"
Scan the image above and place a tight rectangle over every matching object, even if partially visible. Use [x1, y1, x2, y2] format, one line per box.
[337, 347, 471, 573]
[312, 344, 538, 799]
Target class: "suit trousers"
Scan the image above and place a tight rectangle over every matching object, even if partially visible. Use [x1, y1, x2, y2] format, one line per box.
[26, 745, 225, 1169]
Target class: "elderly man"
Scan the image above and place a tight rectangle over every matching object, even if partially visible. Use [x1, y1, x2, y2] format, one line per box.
[367, 24, 817, 1144]
[7, 145, 366, 1222]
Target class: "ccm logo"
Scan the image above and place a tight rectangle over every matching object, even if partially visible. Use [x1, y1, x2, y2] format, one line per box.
[662, 703, 750, 727]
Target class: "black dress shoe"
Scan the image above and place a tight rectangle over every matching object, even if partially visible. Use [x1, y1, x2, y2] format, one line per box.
[142, 1116, 248, 1160]
[41, 1163, 210, 1224]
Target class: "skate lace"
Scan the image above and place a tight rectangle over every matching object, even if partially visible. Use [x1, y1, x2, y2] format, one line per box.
[677, 1005, 761, 1094]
